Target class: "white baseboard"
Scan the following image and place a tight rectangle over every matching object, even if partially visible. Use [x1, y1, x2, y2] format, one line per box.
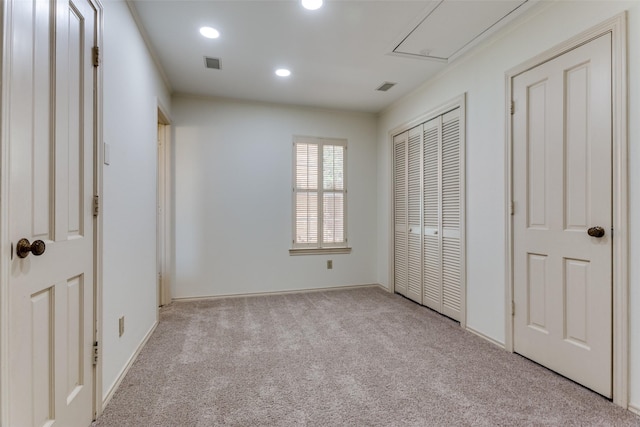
[628, 403, 640, 416]
[466, 325, 506, 349]
[102, 320, 158, 411]
[172, 283, 384, 302]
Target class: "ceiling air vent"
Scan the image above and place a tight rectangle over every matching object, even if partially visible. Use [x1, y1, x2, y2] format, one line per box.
[376, 82, 396, 92]
[204, 56, 221, 70]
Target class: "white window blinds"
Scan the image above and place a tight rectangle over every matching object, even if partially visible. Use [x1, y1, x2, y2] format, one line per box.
[293, 136, 347, 249]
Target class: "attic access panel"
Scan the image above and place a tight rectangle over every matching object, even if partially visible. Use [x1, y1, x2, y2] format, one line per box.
[393, 0, 529, 62]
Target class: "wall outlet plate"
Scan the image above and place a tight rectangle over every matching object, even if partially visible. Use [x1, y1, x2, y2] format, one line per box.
[119, 316, 125, 337]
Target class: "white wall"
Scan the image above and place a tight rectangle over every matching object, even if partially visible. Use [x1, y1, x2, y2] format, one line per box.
[102, 1, 171, 399]
[172, 95, 378, 298]
[377, 1, 640, 409]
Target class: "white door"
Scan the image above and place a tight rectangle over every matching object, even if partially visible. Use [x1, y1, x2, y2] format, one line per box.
[422, 109, 463, 322]
[395, 125, 423, 304]
[440, 109, 463, 321]
[512, 33, 612, 397]
[407, 125, 423, 304]
[7, 0, 98, 425]
[422, 117, 442, 311]
[157, 123, 165, 307]
[394, 132, 408, 297]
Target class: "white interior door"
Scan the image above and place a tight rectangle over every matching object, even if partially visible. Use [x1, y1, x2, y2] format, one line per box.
[393, 132, 408, 297]
[512, 33, 612, 397]
[7, 0, 97, 425]
[440, 108, 462, 321]
[157, 121, 172, 307]
[421, 108, 462, 321]
[407, 125, 423, 304]
[157, 123, 165, 307]
[422, 117, 441, 311]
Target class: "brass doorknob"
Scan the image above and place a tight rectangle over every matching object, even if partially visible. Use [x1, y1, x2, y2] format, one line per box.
[587, 226, 605, 238]
[16, 238, 46, 258]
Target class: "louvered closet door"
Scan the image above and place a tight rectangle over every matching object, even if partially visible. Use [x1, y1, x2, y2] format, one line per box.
[441, 108, 462, 321]
[393, 132, 408, 297]
[422, 117, 442, 311]
[394, 106, 464, 321]
[406, 125, 423, 303]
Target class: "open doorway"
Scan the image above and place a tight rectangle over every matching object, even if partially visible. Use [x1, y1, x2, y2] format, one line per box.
[157, 107, 172, 307]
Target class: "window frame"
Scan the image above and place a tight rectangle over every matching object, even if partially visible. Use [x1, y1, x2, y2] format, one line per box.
[290, 135, 351, 255]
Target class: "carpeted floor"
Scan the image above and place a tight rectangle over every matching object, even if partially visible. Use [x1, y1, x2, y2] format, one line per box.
[93, 287, 640, 426]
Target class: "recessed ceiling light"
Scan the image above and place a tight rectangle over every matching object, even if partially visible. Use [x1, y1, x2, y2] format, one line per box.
[301, 0, 323, 11]
[199, 26, 220, 39]
[275, 68, 291, 77]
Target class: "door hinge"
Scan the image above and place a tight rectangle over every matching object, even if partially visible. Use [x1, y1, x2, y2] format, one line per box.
[510, 100, 515, 115]
[93, 195, 100, 217]
[93, 341, 99, 365]
[510, 201, 515, 215]
[92, 46, 100, 67]
[511, 301, 515, 316]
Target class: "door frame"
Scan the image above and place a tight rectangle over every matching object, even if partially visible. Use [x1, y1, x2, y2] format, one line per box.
[0, 0, 105, 422]
[0, 3, 11, 423]
[157, 104, 172, 307]
[93, 0, 105, 418]
[504, 13, 628, 407]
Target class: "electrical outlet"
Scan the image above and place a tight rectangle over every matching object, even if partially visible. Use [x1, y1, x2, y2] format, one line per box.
[327, 260, 333, 269]
[119, 316, 125, 337]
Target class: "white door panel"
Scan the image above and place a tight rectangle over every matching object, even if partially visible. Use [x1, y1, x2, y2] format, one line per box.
[513, 33, 612, 397]
[407, 125, 423, 304]
[394, 132, 408, 297]
[422, 117, 441, 311]
[8, 0, 97, 425]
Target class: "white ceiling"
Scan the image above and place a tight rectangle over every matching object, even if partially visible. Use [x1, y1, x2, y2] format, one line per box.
[130, 0, 535, 113]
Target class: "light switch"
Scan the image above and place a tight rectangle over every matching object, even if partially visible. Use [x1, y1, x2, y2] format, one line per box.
[104, 142, 110, 165]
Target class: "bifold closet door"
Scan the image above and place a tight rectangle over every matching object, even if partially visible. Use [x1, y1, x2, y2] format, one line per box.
[440, 108, 462, 321]
[406, 126, 423, 304]
[394, 107, 463, 321]
[420, 108, 463, 321]
[422, 117, 442, 311]
[393, 132, 408, 297]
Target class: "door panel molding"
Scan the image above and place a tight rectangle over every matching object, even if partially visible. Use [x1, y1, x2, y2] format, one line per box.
[505, 12, 628, 408]
[0, 0, 104, 423]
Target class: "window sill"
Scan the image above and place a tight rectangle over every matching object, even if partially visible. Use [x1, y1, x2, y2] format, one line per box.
[289, 247, 352, 256]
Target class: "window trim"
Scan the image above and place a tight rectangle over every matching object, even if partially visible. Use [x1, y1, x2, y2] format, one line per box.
[291, 135, 350, 253]
[289, 247, 352, 256]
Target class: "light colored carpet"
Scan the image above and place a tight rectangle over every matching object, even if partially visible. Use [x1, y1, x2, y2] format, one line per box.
[93, 287, 640, 426]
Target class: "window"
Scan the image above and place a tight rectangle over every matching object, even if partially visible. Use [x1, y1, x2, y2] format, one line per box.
[291, 136, 350, 255]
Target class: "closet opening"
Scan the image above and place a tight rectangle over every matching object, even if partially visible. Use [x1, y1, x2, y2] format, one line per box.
[390, 94, 466, 327]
